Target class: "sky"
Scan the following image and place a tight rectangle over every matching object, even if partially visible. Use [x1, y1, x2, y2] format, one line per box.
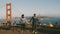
[0, 0, 60, 18]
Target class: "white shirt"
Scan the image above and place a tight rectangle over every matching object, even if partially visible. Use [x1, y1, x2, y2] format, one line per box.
[20, 18, 27, 23]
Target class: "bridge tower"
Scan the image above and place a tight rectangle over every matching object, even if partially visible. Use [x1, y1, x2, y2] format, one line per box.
[6, 3, 12, 24]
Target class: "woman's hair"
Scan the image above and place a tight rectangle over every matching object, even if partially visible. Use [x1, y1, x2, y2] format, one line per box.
[21, 14, 24, 18]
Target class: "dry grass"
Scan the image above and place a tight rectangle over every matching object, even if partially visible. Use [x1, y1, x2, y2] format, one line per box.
[0, 29, 33, 34]
[0, 24, 39, 34]
[0, 24, 60, 34]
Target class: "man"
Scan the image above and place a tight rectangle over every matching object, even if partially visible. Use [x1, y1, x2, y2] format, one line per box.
[30, 13, 38, 33]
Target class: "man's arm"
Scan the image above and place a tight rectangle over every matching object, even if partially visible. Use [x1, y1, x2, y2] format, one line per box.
[30, 17, 33, 22]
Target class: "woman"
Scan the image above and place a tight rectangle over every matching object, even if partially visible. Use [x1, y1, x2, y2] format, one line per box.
[20, 14, 27, 32]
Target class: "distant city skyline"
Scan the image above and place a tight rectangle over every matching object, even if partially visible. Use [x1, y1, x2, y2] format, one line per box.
[0, 0, 60, 18]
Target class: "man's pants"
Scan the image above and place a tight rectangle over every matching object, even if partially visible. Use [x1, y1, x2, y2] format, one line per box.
[32, 22, 36, 31]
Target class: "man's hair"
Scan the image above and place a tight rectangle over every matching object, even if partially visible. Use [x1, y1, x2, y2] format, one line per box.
[34, 13, 36, 16]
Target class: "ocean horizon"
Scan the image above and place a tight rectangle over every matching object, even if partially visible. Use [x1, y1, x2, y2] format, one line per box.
[0, 18, 60, 24]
